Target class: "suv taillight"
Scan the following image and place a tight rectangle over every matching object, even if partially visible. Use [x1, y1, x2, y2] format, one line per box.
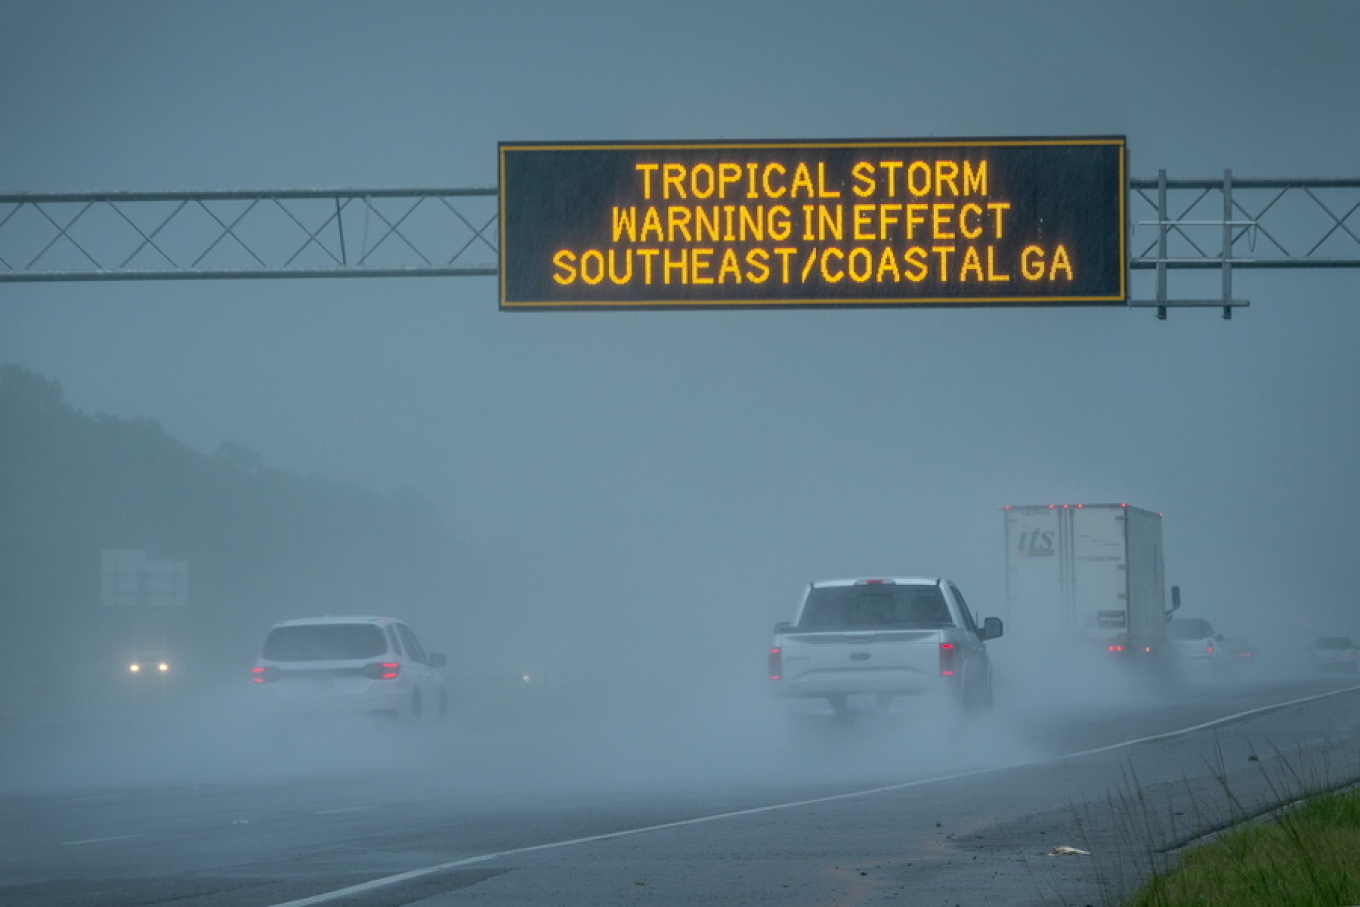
[363, 661, 401, 680]
[768, 647, 782, 681]
[939, 643, 956, 676]
[251, 666, 279, 684]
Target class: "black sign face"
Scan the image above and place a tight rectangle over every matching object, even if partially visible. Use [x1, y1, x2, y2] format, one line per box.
[498, 137, 1126, 310]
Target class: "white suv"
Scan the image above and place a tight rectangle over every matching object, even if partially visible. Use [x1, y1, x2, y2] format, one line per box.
[251, 616, 448, 719]
[1311, 636, 1359, 674]
[1166, 617, 1252, 676]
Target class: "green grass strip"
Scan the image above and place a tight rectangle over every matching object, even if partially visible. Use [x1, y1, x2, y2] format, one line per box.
[1126, 789, 1360, 906]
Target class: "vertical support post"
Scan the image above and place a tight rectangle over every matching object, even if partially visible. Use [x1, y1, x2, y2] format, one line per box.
[1156, 170, 1168, 319]
[335, 196, 347, 266]
[1221, 169, 1233, 320]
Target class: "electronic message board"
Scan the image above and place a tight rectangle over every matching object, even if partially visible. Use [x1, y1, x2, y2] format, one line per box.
[498, 137, 1126, 310]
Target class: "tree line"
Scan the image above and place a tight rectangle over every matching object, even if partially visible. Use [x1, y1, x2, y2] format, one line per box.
[0, 364, 453, 716]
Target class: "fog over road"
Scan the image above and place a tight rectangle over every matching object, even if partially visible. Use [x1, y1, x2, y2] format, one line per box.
[5, 5, 1360, 905]
[4, 673, 1358, 906]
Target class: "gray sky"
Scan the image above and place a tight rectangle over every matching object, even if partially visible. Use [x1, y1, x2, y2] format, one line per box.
[3, 0, 1359, 676]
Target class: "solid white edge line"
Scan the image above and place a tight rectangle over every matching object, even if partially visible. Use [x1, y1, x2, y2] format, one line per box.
[61, 834, 143, 846]
[269, 769, 1001, 907]
[1058, 685, 1360, 759]
[270, 684, 1360, 907]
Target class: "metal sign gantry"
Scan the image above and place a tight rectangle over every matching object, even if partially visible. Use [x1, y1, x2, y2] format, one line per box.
[1130, 171, 1360, 318]
[0, 187, 499, 282]
[2, 172, 1358, 316]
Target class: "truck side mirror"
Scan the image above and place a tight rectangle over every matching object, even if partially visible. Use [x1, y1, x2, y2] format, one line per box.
[981, 617, 1003, 640]
[1168, 585, 1182, 618]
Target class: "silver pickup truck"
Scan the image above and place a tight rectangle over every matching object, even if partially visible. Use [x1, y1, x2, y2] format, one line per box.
[769, 577, 1003, 716]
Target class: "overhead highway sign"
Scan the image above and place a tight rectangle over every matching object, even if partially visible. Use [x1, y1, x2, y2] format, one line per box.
[498, 136, 1127, 310]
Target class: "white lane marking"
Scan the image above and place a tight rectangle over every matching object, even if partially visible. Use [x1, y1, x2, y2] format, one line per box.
[314, 806, 372, 815]
[269, 769, 999, 907]
[270, 685, 1360, 907]
[1058, 685, 1360, 759]
[61, 834, 143, 846]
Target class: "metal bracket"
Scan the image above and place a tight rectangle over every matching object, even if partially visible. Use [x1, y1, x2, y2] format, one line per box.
[1129, 170, 1244, 319]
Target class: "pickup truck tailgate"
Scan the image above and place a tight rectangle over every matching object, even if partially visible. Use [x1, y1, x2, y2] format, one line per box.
[778, 629, 945, 694]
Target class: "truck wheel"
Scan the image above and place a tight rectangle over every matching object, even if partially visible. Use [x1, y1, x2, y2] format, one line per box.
[964, 670, 993, 714]
[827, 694, 849, 718]
[978, 674, 994, 710]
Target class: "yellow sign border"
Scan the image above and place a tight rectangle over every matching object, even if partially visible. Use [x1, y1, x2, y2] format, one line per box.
[498, 137, 1127, 310]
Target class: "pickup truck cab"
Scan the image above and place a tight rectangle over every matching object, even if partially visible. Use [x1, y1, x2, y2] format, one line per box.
[769, 577, 1002, 716]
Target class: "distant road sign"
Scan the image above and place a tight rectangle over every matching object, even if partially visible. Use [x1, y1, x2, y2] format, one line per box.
[499, 136, 1126, 310]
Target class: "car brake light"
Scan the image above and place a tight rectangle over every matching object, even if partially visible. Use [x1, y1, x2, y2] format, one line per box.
[768, 647, 782, 681]
[1107, 644, 1124, 653]
[363, 661, 401, 680]
[939, 643, 956, 676]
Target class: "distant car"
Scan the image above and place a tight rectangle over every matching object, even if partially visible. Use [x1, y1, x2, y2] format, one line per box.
[126, 651, 172, 678]
[250, 616, 448, 719]
[1310, 637, 1359, 674]
[1166, 618, 1253, 674]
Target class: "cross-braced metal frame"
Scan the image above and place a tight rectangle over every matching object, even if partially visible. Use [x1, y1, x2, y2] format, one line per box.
[1128, 171, 1360, 318]
[3, 174, 1359, 317]
[0, 188, 498, 281]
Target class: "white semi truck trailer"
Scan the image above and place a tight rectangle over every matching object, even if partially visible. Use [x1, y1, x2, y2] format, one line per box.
[1003, 503, 1179, 666]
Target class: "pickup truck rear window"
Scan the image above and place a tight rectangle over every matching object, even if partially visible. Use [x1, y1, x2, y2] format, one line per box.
[799, 586, 953, 630]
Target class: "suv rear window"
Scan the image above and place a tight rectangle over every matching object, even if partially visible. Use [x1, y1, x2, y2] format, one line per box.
[263, 624, 387, 661]
[799, 585, 952, 630]
[1168, 619, 1214, 639]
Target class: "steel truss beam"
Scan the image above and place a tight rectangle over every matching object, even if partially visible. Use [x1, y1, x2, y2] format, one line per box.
[3, 176, 1359, 320]
[1129, 172, 1360, 318]
[0, 188, 498, 282]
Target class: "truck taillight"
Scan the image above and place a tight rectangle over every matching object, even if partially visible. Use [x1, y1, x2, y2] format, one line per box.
[939, 643, 956, 676]
[768, 647, 782, 681]
[363, 661, 401, 680]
